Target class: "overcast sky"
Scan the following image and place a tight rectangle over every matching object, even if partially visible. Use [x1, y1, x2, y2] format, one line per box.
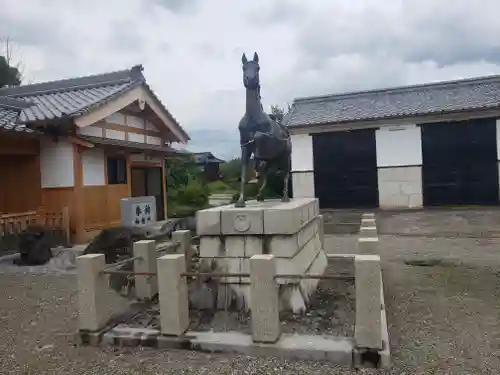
[3, 0, 500, 159]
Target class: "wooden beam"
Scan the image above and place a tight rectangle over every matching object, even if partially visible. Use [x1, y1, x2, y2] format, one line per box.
[66, 136, 94, 148]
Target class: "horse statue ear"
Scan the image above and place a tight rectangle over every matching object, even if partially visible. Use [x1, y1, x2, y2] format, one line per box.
[242, 53, 248, 64]
[253, 52, 259, 63]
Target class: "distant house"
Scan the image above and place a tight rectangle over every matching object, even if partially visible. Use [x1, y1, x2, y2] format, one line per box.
[193, 152, 225, 182]
[0, 64, 189, 243]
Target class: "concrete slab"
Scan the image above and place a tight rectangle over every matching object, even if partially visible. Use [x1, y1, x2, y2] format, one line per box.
[197, 198, 320, 236]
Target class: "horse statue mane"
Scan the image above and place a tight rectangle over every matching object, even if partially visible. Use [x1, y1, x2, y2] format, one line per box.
[234, 52, 292, 208]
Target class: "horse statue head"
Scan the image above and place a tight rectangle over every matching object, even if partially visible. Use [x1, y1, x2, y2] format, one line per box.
[242, 52, 260, 91]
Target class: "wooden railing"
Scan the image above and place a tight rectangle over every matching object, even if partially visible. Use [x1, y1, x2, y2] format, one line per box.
[0, 207, 70, 246]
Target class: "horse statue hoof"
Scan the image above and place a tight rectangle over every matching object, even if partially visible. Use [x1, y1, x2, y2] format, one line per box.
[234, 200, 246, 208]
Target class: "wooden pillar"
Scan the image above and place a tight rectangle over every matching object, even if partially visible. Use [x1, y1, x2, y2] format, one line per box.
[73, 144, 85, 243]
[126, 153, 132, 197]
[161, 159, 168, 219]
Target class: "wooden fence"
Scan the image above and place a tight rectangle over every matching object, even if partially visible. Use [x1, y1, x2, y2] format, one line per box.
[0, 207, 71, 249]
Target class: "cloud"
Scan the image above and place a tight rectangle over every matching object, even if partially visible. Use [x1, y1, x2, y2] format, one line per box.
[2, 0, 500, 158]
[149, 0, 200, 14]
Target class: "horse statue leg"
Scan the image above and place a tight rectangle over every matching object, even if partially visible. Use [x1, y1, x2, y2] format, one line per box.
[281, 151, 291, 203]
[235, 143, 251, 207]
[256, 161, 268, 202]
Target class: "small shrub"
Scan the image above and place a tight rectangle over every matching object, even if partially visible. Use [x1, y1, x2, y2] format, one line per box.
[177, 181, 209, 207]
[207, 180, 236, 194]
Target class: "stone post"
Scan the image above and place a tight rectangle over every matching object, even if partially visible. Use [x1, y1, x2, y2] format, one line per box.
[250, 254, 281, 343]
[358, 237, 379, 255]
[133, 240, 158, 300]
[355, 255, 382, 350]
[359, 225, 377, 238]
[77, 254, 108, 332]
[157, 254, 189, 336]
[172, 230, 193, 271]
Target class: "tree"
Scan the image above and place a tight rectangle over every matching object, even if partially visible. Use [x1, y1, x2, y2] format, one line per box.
[220, 157, 242, 182]
[165, 154, 200, 191]
[0, 37, 23, 88]
[270, 103, 292, 124]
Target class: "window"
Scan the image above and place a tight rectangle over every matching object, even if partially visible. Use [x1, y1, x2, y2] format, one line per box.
[107, 156, 127, 184]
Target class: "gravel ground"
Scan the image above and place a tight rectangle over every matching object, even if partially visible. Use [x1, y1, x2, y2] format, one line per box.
[1, 209, 500, 374]
[188, 277, 354, 337]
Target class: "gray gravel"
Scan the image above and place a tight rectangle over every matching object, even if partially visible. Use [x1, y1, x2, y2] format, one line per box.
[1, 208, 500, 373]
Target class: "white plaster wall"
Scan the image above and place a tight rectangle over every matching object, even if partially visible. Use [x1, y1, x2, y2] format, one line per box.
[145, 120, 158, 131]
[105, 112, 126, 125]
[78, 125, 103, 137]
[146, 136, 162, 145]
[292, 171, 315, 198]
[82, 148, 105, 186]
[127, 115, 145, 129]
[105, 129, 126, 140]
[291, 134, 313, 171]
[129, 133, 145, 143]
[376, 124, 422, 167]
[40, 139, 74, 188]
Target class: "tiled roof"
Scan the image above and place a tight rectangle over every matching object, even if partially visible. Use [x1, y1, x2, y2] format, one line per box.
[193, 151, 225, 164]
[0, 66, 144, 124]
[286, 74, 500, 127]
[78, 134, 183, 154]
[0, 97, 37, 134]
[0, 65, 189, 142]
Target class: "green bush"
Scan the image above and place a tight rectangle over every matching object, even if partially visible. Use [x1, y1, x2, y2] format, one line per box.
[167, 204, 200, 218]
[177, 181, 209, 207]
[207, 180, 236, 194]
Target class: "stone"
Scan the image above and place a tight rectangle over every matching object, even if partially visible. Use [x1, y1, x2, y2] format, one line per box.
[16, 225, 53, 266]
[157, 254, 189, 336]
[250, 255, 280, 343]
[276, 232, 321, 284]
[196, 198, 327, 314]
[172, 230, 193, 271]
[199, 236, 223, 258]
[133, 240, 158, 300]
[377, 166, 422, 209]
[77, 254, 108, 331]
[269, 216, 318, 258]
[82, 226, 148, 263]
[196, 206, 223, 235]
[299, 251, 328, 304]
[264, 198, 317, 234]
[317, 214, 324, 250]
[359, 226, 377, 238]
[221, 204, 265, 235]
[355, 255, 382, 350]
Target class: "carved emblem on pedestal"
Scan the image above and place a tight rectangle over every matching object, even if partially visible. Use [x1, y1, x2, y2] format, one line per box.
[234, 214, 251, 232]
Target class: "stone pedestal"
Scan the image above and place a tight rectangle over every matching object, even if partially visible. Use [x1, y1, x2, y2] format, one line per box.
[195, 198, 327, 314]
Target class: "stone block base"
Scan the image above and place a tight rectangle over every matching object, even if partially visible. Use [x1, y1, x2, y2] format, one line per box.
[194, 198, 327, 314]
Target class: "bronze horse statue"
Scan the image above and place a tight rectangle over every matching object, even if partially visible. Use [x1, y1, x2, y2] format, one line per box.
[235, 52, 292, 208]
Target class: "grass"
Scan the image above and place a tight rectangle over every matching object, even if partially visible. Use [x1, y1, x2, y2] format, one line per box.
[167, 204, 207, 218]
[206, 180, 237, 194]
